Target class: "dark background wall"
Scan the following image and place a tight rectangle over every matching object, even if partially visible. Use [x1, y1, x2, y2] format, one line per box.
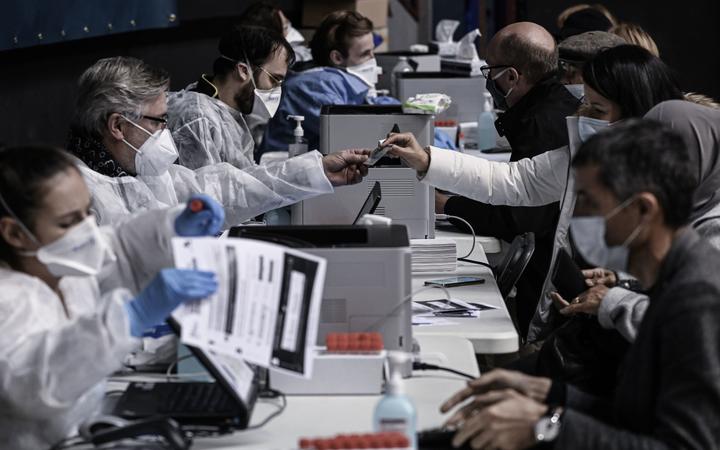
[0, 0, 300, 148]
[520, 0, 720, 102]
[2, 0, 719, 148]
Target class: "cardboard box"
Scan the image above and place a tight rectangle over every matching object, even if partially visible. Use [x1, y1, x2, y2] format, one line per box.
[302, 0, 389, 28]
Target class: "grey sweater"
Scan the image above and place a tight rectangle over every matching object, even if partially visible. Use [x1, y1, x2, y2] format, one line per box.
[555, 229, 720, 449]
[599, 201, 720, 341]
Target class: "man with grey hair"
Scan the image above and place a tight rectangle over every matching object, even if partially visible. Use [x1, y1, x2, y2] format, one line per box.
[558, 30, 626, 99]
[67, 56, 369, 227]
[437, 22, 581, 339]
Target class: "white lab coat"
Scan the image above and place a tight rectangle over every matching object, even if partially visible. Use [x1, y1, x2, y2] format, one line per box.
[423, 145, 568, 207]
[0, 208, 177, 449]
[423, 117, 580, 342]
[79, 152, 333, 228]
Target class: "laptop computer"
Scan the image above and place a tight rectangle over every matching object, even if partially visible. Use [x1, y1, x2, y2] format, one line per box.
[113, 320, 259, 429]
[352, 181, 382, 225]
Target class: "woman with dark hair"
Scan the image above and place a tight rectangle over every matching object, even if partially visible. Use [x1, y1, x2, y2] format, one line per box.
[382, 42, 686, 342]
[582, 44, 682, 120]
[0, 146, 221, 449]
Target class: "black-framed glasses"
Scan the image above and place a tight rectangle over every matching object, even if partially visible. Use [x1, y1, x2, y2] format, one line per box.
[142, 114, 169, 130]
[480, 64, 511, 79]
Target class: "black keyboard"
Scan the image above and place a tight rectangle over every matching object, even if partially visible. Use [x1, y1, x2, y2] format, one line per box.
[418, 428, 473, 450]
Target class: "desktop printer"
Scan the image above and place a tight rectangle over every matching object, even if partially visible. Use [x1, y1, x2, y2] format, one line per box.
[229, 224, 412, 390]
[291, 105, 435, 239]
[229, 224, 412, 392]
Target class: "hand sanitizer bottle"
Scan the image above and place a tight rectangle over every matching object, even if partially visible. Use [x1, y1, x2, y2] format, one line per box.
[287, 115, 308, 157]
[373, 352, 417, 449]
[477, 92, 496, 151]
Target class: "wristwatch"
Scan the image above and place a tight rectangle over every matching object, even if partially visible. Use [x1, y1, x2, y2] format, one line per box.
[616, 278, 644, 292]
[534, 406, 563, 443]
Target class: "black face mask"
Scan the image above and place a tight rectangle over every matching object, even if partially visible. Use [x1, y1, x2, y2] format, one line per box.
[485, 69, 513, 111]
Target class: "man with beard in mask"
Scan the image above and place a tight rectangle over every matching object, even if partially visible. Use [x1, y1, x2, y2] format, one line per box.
[167, 24, 368, 180]
[437, 22, 580, 340]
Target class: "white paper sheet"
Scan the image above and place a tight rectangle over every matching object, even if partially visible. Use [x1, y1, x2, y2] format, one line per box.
[171, 237, 326, 378]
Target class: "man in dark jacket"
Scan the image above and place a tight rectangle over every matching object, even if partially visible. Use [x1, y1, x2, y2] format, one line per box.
[440, 120, 720, 450]
[439, 22, 580, 338]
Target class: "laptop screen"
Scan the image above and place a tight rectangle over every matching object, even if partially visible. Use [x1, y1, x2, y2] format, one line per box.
[168, 318, 258, 416]
[352, 181, 382, 225]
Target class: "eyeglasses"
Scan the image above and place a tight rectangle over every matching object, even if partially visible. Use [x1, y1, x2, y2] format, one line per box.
[255, 65, 283, 89]
[480, 64, 511, 79]
[141, 114, 169, 130]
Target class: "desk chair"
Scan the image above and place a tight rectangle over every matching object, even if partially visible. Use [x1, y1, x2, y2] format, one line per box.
[493, 232, 536, 300]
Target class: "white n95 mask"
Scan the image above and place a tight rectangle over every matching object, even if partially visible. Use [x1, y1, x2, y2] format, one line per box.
[21, 216, 112, 277]
[122, 118, 179, 176]
[347, 58, 381, 88]
[253, 86, 282, 120]
[244, 59, 283, 120]
[578, 116, 610, 143]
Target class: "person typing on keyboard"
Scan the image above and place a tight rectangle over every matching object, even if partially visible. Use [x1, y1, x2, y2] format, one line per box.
[436, 121, 720, 449]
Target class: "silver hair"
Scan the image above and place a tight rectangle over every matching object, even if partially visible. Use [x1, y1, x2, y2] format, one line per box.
[74, 56, 170, 139]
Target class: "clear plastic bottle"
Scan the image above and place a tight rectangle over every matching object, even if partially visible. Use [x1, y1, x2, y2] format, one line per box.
[373, 352, 417, 449]
[391, 56, 414, 98]
[477, 91, 496, 150]
[287, 115, 308, 157]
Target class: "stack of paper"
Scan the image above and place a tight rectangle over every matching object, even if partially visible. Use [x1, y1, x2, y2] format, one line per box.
[410, 238, 457, 273]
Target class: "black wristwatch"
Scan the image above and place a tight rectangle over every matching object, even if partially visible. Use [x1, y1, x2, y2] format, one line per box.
[616, 278, 644, 292]
[534, 406, 563, 443]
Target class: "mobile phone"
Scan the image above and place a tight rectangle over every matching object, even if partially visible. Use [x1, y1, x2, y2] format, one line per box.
[424, 276, 486, 288]
[364, 143, 392, 166]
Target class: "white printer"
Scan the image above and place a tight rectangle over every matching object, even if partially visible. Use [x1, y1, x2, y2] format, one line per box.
[292, 105, 435, 239]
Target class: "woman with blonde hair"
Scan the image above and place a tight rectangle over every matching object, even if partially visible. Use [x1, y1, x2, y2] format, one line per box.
[611, 22, 660, 57]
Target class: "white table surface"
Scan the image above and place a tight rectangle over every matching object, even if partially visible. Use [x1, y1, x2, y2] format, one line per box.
[412, 231, 518, 354]
[191, 335, 478, 449]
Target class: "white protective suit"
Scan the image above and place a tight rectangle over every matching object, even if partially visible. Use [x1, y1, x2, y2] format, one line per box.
[0, 208, 177, 449]
[78, 151, 332, 228]
[167, 88, 259, 169]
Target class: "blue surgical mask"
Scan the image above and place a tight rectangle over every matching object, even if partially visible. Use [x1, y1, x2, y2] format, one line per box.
[578, 116, 610, 142]
[565, 84, 584, 100]
[570, 197, 641, 271]
[485, 67, 513, 111]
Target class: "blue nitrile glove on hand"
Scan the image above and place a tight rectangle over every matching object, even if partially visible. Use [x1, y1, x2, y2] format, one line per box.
[174, 193, 225, 236]
[125, 268, 218, 337]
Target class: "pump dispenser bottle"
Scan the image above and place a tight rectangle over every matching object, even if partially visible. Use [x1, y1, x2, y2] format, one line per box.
[477, 92, 496, 150]
[373, 352, 417, 449]
[287, 115, 308, 157]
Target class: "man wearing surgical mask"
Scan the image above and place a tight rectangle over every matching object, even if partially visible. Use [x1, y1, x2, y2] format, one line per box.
[166, 25, 369, 177]
[258, 10, 401, 158]
[69, 55, 369, 229]
[438, 21, 580, 339]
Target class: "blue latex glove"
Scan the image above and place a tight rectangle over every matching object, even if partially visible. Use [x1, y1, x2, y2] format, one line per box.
[174, 194, 225, 236]
[368, 95, 401, 105]
[433, 128, 457, 150]
[125, 268, 218, 337]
